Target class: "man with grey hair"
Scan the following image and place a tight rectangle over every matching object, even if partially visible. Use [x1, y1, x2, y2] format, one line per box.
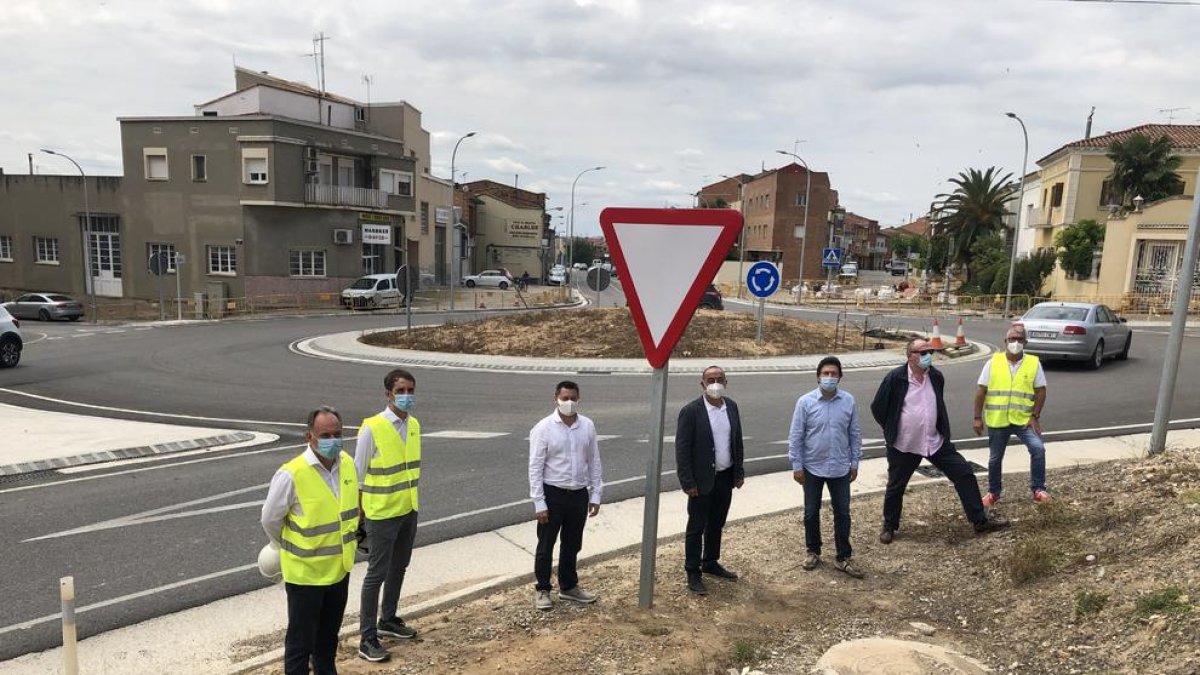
[261, 406, 359, 675]
[973, 325, 1049, 506]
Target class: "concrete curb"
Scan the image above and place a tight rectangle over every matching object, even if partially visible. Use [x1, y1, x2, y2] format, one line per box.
[0, 431, 258, 476]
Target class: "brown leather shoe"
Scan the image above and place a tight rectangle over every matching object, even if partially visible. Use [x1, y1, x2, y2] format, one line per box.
[879, 528, 895, 545]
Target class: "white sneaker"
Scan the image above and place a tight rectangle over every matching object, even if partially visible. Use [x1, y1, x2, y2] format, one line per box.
[558, 586, 598, 604]
[534, 589, 553, 610]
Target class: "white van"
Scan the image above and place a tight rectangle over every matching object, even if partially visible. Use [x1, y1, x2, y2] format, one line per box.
[341, 273, 403, 309]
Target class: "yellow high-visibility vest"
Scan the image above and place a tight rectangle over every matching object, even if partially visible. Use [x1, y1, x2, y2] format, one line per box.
[360, 414, 421, 519]
[983, 353, 1040, 428]
[279, 452, 359, 586]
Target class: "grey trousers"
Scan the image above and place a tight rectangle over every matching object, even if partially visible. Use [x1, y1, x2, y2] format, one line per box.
[359, 511, 418, 642]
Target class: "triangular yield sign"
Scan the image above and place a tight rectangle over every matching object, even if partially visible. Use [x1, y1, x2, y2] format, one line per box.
[600, 207, 743, 368]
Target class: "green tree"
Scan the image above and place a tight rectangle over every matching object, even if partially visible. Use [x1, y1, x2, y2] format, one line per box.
[1107, 133, 1184, 206]
[568, 237, 598, 267]
[1054, 219, 1105, 279]
[890, 233, 928, 259]
[934, 167, 1016, 281]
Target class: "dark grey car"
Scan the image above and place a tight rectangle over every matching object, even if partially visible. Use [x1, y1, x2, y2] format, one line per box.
[3, 293, 85, 321]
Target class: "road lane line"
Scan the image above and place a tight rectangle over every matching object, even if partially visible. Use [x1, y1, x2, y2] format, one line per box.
[0, 564, 258, 637]
[0, 388, 312, 428]
[422, 430, 509, 439]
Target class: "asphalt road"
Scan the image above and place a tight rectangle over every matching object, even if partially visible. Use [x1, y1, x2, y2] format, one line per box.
[1, 288, 1197, 660]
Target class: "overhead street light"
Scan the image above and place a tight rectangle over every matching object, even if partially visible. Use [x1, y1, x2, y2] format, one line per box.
[720, 174, 752, 299]
[41, 148, 97, 323]
[775, 150, 813, 291]
[1004, 112, 1029, 318]
[569, 166, 604, 271]
[448, 131, 477, 312]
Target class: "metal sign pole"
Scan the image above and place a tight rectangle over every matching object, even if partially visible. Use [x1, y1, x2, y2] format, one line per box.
[756, 297, 765, 345]
[1149, 165, 1200, 455]
[174, 254, 184, 321]
[638, 364, 670, 609]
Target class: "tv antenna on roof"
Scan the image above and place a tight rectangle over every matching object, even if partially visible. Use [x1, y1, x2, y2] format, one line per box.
[1159, 107, 1190, 124]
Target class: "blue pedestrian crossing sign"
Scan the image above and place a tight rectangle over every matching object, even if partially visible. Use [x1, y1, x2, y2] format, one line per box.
[822, 248, 843, 268]
[746, 261, 781, 298]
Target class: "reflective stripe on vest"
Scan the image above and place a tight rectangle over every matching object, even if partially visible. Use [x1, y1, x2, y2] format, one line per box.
[983, 353, 1040, 428]
[279, 452, 359, 586]
[361, 414, 421, 519]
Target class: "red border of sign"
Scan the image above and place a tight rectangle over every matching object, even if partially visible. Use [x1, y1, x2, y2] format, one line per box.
[600, 207, 743, 369]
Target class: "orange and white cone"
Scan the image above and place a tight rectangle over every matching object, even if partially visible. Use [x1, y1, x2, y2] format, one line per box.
[954, 318, 967, 347]
[930, 319, 944, 350]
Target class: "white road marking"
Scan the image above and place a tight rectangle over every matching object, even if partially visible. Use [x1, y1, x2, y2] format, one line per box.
[422, 430, 510, 439]
[596, 434, 621, 441]
[0, 388, 313, 428]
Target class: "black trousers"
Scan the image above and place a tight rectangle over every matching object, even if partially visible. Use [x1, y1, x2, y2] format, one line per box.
[284, 575, 349, 675]
[882, 444, 986, 532]
[684, 469, 735, 573]
[534, 484, 589, 592]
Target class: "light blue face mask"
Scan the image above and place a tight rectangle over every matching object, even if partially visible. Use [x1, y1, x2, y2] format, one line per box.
[819, 377, 840, 393]
[918, 353, 934, 370]
[314, 437, 343, 459]
[393, 393, 416, 412]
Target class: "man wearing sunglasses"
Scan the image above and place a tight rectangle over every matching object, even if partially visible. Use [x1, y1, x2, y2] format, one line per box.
[870, 338, 1008, 544]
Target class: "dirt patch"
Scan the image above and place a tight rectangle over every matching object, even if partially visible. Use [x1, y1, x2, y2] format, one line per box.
[247, 448, 1200, 674]
[361, 308, 902, 359]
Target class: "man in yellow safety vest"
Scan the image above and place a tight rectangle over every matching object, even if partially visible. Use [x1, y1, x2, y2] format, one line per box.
[260, 406, 359, 675]
[973, 325, 1050, 506]
[354, 368, 422, 663]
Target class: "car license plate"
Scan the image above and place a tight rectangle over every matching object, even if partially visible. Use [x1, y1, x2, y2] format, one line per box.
[1030, 331, 1057, 339]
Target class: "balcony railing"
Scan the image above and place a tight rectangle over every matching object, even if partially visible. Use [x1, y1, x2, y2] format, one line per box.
[305, 183, 389, 209]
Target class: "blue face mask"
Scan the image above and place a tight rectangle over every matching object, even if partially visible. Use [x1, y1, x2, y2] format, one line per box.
[819, 377, 840, 393]
[918, 353, 934, 370]
[393, 394, 416, 412]
[314, 437, 343, 459]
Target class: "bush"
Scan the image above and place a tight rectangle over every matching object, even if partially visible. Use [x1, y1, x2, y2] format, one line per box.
[1055, 219, 1105, 279]
[1007, 536, 1065, 584]
[1075, 589, 1109, 619]
[1134, 586, 1191, 617]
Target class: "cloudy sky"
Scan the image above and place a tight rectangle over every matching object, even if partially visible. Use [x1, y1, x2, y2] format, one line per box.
[2, 0, 1198, 235]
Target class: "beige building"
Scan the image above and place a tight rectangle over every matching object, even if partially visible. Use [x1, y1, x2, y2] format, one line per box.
[456, 180, 552, 280]
[1025, 123, 1200, 300]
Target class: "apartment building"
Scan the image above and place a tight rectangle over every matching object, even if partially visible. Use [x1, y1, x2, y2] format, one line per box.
[697, 162, 840, 284]
[455, 180, 551, 279]
[0, 67, 454, 307]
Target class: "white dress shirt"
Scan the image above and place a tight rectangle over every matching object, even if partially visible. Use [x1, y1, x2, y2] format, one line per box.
[353, 407, 410, 488]
[704, 396, 733, 471]
[260, 447, 344, 547]
[528, 411, 603, 513]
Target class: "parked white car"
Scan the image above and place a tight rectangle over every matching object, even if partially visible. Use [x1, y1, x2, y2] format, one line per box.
[0, 305, 22, 368]
[462, 269, 514, 289]
[548, 266, 568, 285]
[341, 274, 404, 309]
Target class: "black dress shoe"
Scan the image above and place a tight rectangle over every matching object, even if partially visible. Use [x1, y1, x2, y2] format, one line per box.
[701, 563, 739, 580]
[879, 528, 895, 544]
[974, 516, 1011, 535]
[687, 573, 708, 595]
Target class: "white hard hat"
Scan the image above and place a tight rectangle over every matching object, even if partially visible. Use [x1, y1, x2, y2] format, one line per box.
[258, 542, 282, 583]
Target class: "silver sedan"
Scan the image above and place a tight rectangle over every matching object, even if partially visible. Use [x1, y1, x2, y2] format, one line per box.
[3, 293, 84, 321]
[1014, 302, 1132, 370]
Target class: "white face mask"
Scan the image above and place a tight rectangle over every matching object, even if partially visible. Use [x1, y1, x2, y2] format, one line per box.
[705, 383, 725, 399]
[556, 399, 578, 416]
[1007, 341, 1025, 356]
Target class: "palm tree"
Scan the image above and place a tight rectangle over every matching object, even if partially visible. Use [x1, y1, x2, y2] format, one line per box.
[1107, 133, 1184, 206]
[934, 167, 1015, 281]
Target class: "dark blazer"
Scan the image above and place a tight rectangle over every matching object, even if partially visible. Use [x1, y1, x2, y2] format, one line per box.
[870, 364, 952, 452]
[675, 395, 745, 495]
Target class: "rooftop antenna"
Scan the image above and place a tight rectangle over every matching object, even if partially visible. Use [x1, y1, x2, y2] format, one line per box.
[302, 32, 330, 124]
[1085, 106, 1095, 139]
[1159, 106, 1189, 124]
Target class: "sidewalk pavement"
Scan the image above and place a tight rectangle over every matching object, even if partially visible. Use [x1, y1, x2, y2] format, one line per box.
[0, 403, 276, 476]
[7, 421, 1198, 675]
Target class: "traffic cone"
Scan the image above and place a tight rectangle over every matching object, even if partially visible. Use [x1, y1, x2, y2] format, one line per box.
[930, 319, 944, 350]
[954, 318, 968, 347]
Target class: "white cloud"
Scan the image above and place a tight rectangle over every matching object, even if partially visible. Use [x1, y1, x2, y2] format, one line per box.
[2, 0, 1199, 233]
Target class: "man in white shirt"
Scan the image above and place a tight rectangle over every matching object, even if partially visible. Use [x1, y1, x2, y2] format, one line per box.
[528, 380, 603, 610]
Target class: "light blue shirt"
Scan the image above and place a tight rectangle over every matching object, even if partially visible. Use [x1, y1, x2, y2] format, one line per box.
[788, 388, 863, 477]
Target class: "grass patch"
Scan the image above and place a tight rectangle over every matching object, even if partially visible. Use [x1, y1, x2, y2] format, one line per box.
[1075, 589, 1109, 619]
[731, 640, 762, 667]
[1029, 500, 1081, 531]
[1134, 586, 1192, 617]
[1179, 489, 1200, 505]
[1007, 536, 1065, 584]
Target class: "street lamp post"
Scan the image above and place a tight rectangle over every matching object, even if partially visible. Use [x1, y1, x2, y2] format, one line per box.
[41, 149, 97, 323]
[448, 131, 477, 312]
[720, 174, 750, 299]
[775, 150, 812, 294]
[569, 166, 604, 274]
[1004, 112, 1029, 318]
